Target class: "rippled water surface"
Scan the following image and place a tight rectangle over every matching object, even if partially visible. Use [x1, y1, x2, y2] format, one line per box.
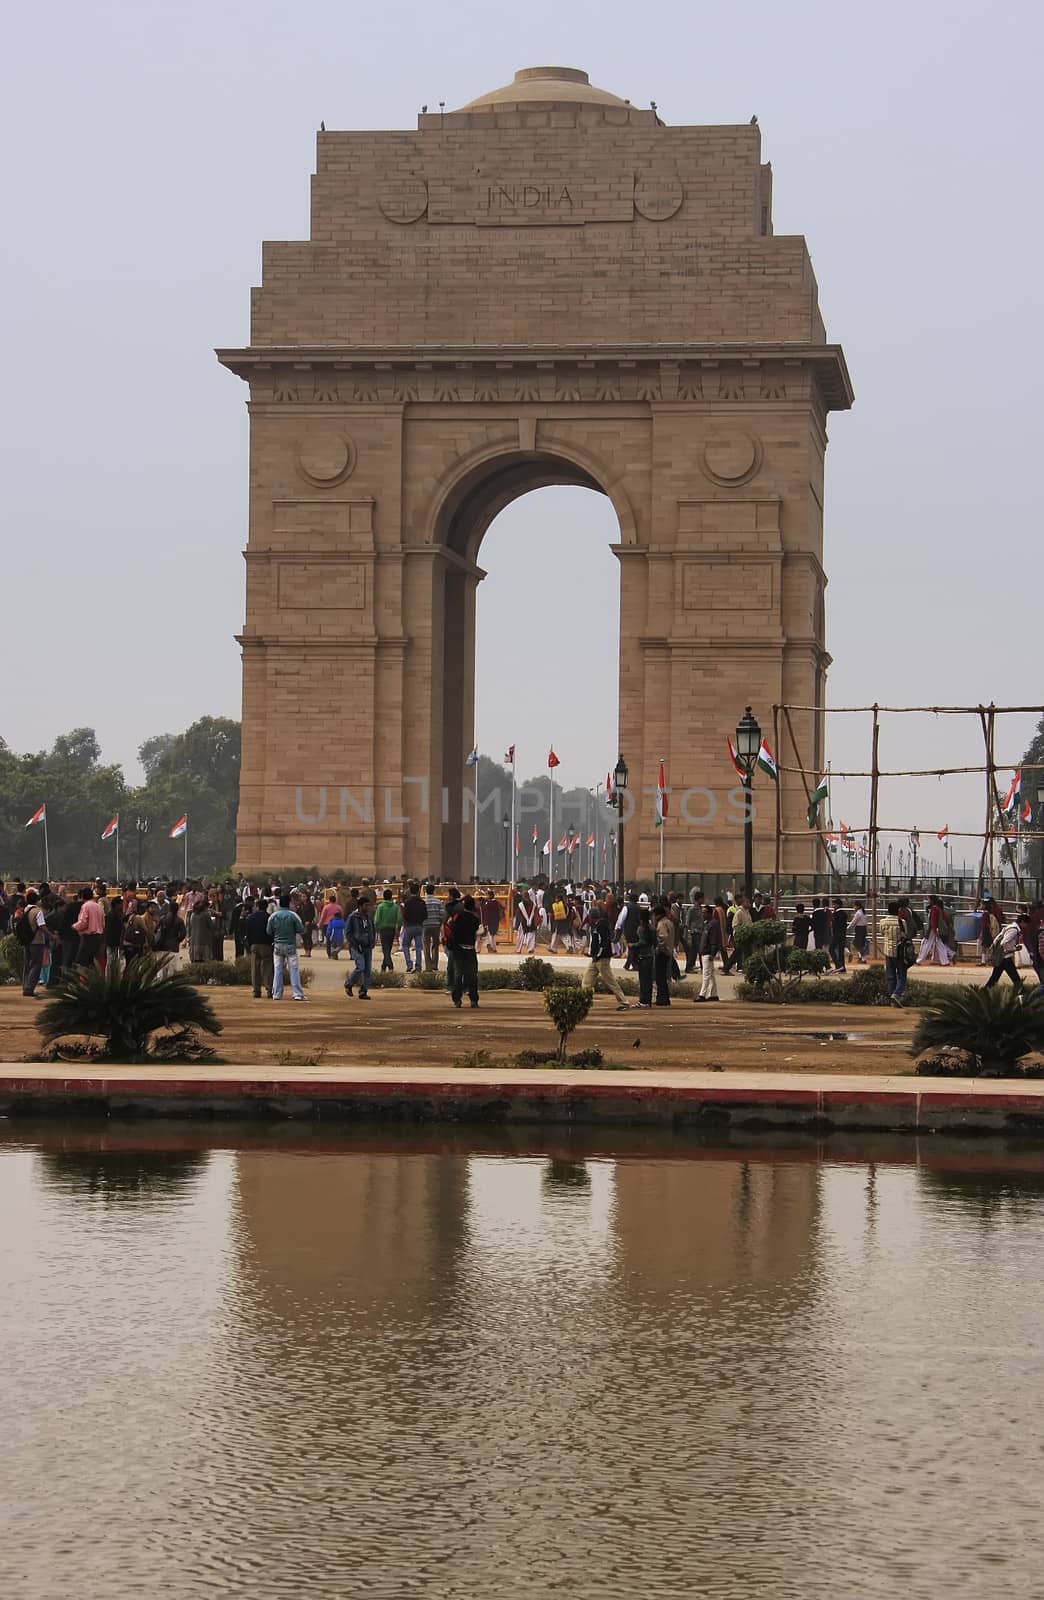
[2, 1125, 1044, 1599]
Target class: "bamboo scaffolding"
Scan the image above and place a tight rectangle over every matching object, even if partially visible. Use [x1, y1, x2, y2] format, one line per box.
[768, 700, 1043, 934]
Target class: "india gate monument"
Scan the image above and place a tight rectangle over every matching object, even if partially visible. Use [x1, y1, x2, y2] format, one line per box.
[219, 66, 852, 880]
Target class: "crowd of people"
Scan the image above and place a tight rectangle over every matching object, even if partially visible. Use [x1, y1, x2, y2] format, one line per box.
[3, 874, 1042, 1010]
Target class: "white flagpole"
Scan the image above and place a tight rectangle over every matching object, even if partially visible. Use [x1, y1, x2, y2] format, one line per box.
[473, 759, 479, 882]
[509, 754, 516, 890]
[184, 814, 189, 881]
[549, 766, 554, 882]
[43, 809, 50, 881]
[115, 815, 120, 885]
[659, 757, 665, 881]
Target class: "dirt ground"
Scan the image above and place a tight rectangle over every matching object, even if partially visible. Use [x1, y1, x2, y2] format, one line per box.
[0, 979, 925, 1077]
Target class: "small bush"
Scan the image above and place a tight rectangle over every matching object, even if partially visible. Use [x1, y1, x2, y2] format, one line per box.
[475, 967, 518, 989]
[517, 957, 556, 990]
[543, 984, 595, 1060]
[408, 968, 447, 990]
[0, 932, 23, 983]
[367, 969, 405, 989]
[181, 956, 313, 989]
[515, 1046, 605, 1068]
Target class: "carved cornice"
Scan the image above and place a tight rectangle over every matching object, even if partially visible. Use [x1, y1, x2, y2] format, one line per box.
[216, 344, 853, 412]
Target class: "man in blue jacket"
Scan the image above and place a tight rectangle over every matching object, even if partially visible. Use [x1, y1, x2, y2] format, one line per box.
[344, 895, 376, 1000]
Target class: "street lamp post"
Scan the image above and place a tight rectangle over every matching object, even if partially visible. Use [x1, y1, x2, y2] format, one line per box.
[614, 754, 629, 897]
[502, 816, 510, 883]
[734, 706, 761, 900]
[911, 829, 919, 889]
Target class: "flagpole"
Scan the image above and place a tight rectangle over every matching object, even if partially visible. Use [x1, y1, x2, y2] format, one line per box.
[659, 756, 665, 883]
[43, 809, 50, 881]
[473, 758, 479, 882]
[509, 755, 516, 891]
[184, 813, 189, 881]
[549, 765, 554, 884]
[115, 815, 120, 885]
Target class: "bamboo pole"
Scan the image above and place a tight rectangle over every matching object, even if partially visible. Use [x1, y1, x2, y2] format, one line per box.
[781, 704, 835, 880]
[868, 705, 880, 959]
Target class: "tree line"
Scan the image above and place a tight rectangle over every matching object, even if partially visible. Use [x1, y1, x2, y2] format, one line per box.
[0, 718, 240, 880]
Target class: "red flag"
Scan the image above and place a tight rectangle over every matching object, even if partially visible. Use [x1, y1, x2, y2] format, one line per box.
[547, 748, 560, 769]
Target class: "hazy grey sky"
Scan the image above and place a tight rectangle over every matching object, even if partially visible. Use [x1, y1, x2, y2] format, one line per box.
[3, 0, 1041, 859]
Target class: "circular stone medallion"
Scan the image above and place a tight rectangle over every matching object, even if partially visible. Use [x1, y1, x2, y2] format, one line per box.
[634, 171, 683, 221]
[298, 432, 356, 486]
[378, 177, 429, 224]
[702, 432, 761, 485]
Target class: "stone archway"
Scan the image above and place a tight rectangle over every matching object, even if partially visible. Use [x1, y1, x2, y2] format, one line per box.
[219, 65, 851, 880]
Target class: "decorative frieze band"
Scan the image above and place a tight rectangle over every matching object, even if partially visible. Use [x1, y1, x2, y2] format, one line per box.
[256, 359, 813, 407]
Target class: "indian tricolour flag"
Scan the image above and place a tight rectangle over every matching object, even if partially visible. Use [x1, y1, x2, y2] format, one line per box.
[101, 815, 118, 840]
[655, 761, 667, 827]
[756, 739, 778, 781]
[24, 804, 46, 828]
[807, 776, 828, 829]
[169, 816, 188, 839]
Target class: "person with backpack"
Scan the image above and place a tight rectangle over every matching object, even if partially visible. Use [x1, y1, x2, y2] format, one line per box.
[16, 890, 49, 996]
[446, 894, 481, 1008]
[548, 886, 572, 952]
[344, 895, 376, 999]
[984, 917, 1024, 991]
[122, 902, 152, 966]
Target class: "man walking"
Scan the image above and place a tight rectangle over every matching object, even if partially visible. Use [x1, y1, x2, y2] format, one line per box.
[984, 916, 1024, 991]
[810, 897, 831, 951]
[245, 897, 274, 998]
[695, 904, 722, 1001]
[267, 892, 307, 1001]
[581, 904, 630, 1009]
[344, 895, 376, 999]
[374, 888, 402, 972]
[880, 899, 908, 1007]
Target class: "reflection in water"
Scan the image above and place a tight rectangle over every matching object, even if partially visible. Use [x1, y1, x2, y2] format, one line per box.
[1, 1129, 1043, 1599]
[36, 1148, 208, 1201]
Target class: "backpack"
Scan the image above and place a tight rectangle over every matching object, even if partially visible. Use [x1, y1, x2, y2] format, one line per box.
[552, 899, 567, 922]
[14, 909, 36, 947]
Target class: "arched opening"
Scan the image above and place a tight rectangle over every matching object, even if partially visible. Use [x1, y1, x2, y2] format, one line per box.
[433, 461, 622, 879]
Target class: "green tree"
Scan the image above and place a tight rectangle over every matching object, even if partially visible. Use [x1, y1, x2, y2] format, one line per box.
[1018, 713, 1044, 883]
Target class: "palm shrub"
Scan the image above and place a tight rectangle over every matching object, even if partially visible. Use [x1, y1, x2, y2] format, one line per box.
[36, 953, 222, 1062]
[735, 918, 832, 1001]
[911, 985, 1044, 1076]
[543, 984, 594, 1061]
